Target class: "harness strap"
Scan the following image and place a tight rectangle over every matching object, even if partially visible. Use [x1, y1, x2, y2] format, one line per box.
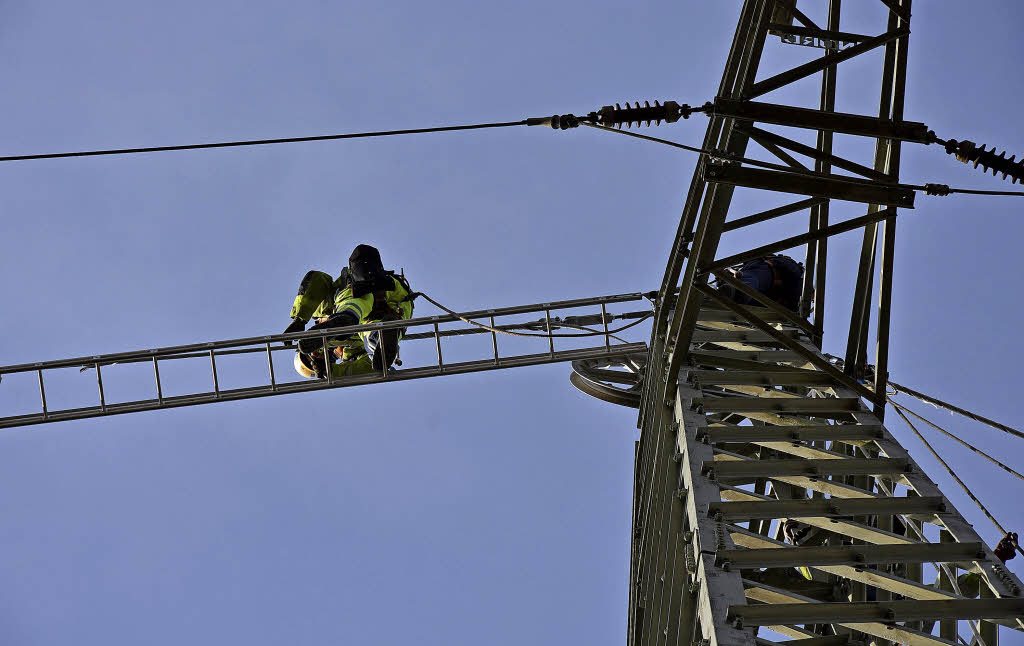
[763, 257, 785, 290]
[369, 290, 402, 321]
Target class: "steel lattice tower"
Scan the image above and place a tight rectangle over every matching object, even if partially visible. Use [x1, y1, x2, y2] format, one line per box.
[624, 1, 1024, 645]
[1, 2, 1022, 644]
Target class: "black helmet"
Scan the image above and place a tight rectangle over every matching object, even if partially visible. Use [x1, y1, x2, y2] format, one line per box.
[349, 244, 387, 297]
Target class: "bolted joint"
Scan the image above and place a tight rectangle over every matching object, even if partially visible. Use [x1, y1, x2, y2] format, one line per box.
[526, 113, 581, 130]
[684, 543, 697, 574]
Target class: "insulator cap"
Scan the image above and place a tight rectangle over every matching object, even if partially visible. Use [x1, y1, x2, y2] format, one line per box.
[595, 100, 695, 129]
[944, 139, 1024, 184]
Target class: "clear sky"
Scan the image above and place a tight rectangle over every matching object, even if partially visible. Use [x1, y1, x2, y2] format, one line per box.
[1, 2, 1022, 645]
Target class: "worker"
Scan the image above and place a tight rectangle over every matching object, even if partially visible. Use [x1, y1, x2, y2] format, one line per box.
[283, 244, 414, 378]
[717, 254, 804, 312]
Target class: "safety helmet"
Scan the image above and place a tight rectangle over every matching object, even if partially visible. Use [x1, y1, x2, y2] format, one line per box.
[293, 351, 320, 379]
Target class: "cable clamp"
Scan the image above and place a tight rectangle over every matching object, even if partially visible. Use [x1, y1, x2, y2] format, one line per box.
[526, 114, 581, 130]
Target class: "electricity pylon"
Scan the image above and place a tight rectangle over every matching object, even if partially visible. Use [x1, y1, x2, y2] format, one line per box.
[2, 2, 1022, 644]
[619, 1, 1024, 645]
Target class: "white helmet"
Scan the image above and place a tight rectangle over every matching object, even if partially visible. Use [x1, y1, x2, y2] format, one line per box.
[293, 352, 321, 379]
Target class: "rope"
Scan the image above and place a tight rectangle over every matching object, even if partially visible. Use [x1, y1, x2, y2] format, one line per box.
[889, 381, 1024, 442]
[889, 399, 1024, 484]
[0, 121, 529, 163]
[530, 321, 632, 345]
[890, 401, 1024, 559]
[412, 292, 652, 339]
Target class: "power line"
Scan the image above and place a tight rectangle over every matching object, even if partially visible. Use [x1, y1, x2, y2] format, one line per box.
[584, 121, 1024, 199]
[0, 120, 529, 163]
[890, 401, 1024, 560]
[889, 380, 1024, 442]
[7, 106, 1024, 203]
[889, 399, 1024, 484]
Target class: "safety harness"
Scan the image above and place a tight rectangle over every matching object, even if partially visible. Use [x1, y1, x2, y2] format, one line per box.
[763, 256, 787, 291]
[366, 271, 413, 322]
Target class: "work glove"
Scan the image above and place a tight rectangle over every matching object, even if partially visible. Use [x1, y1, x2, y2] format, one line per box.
[995, 532, 1019, 563]
[282, 317, 307, 346]
[298, 311, 358, 354]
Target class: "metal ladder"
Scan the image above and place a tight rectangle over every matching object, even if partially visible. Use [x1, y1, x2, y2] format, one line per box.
[0, 292, 650, 429]
[630, 303, 1024, 646]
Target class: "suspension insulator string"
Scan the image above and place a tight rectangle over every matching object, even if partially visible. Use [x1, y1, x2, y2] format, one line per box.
[526, 100, 709, 131]
[932, 135, 1024, 185]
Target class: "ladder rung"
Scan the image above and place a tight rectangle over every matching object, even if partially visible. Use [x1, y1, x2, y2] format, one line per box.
[692, 330, 800, 344]
[696, 397, 861, 414]
[756, 637, 855, 646]
[692, 350, 809, 364]
[698, 307, 796, 324]
[728, 598, 1024, 626]
[718, 541, 983, 569]
[693, 369, 838, 386]
[689, 352, 811, 372]
[705, 457, 909, 479]
[743, 583, 968, 646]
[714, 442, 852, 463]
[727, 525, 975, 602]
[707, 496, 944, 521]
[702, 425, 883, 444]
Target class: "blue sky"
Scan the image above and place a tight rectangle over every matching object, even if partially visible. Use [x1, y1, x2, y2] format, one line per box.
[0, 2, 1022, 644]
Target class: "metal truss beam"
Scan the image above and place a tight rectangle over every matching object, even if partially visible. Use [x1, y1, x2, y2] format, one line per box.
[711, 98, 931, 142]
[730, 599, 1024, 626]
[706, 496, 943, 520]
[722, 196, 825, 232]
[703, 164, 915, 208]
[717, 542, 983, 569]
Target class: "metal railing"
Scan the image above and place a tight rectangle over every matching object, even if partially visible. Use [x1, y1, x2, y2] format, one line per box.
[0, 292, 652, 429]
